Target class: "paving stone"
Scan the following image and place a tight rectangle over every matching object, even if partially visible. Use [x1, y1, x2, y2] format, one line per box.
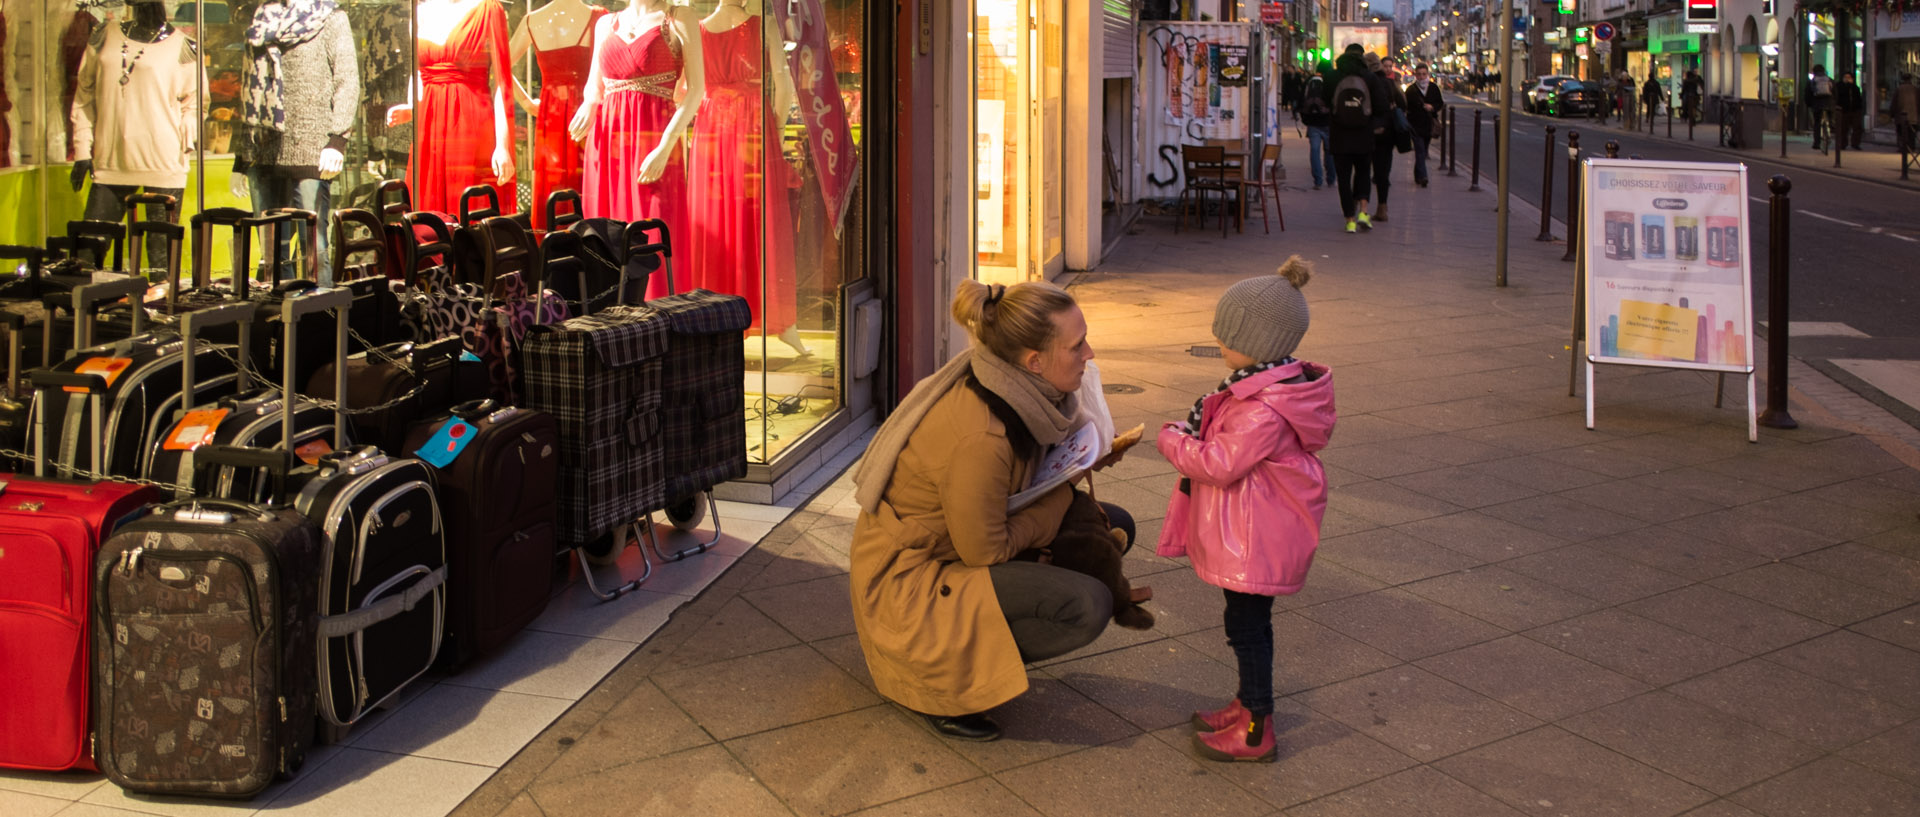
[1316, 527, 1486, 585]
[1280, 766, 1529, 817]
[1296, 666, 1539, 762]
[1559, 691, 1823, 795]
[1729, 755, 1920, 817]
[530, 680, 714, 787]
[1838, 718, 1920, 787]
[1384, 466, 1543, 509]
[1565, 478, 1724, 524]
[1319, 508, 1385, 539]
[1465, 454, 1615, 493]
[1787, 543, 1920, 601]
[742, 574, 857, 643]
[1630, 465, 1789, 507]
[1480, 492, 1648, 542]
[1709, 562, 1908, 626]
[1324, 414, 1434, 446]
[1674, 802, 1769, 817]
[1329, 480, 1467, 527]
[528, 744, 792, 817]
[1659, 508, 1843, 559]
[1320, 442, 1450, 479]
[655, 644, 880, 740]
[995, 733, 1272, 817]
[1523, 609, 1746, 686]
[1623, 584, 1835, 655]
[1499, 544, 1693, 605]
[1416, 635, 1649, 721]
[1436, 726, 1714, 817]
[940, 674, 1140, 773]
[1860, 523, 1920, 561]
[1274, 562, 1388, 610]
[1850, 603, 1920, 652]
[1396, 511, 1569, 562]
[1176, 612, 1402, 695]
[1155, 697, 1419, 810]
[1402, 566, 1607, 631]
[1741, 489, 1916, 543]
[1764, 629, 1920, 710]
[1299, 588, 1506, 661]
[654, 596, 801, 671]
[845, 778, 1043, 817]
[1049, 640, 1239, 731]
[725, 707, 980, 817]
[1668, 659, 1913, 751]
[1532, 445, 1672, 479]
[1585, 524, 1773, 582]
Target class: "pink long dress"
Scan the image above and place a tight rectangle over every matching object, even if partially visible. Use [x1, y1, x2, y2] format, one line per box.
[583, 16, 688, 296]
[689, 18, 796, 336]
[413, 0, 516, 215]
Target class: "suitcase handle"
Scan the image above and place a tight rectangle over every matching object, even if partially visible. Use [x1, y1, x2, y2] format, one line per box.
[29, 372, 107, 478]
[546, 190, 583, 230]
[30, 370, 108, 393]
[377, 179, 413, 220]
[62, 219, 126, 272]
[167, 498, 278, 524]
[458, 185, 501, 226]
[332, 208, 390, 283]
[626, 219, 672, 299]
[402, 213, 455, 289]
[262, 208, 323, 283]
[0, 244, 48, 300]
[191, 207, 254, 290]
[193, 445, 295, 476]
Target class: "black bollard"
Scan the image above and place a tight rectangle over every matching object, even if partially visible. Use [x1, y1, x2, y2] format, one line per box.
[1835, 126, 1844, 168]
[1667, 96, 1674, 138]
[1538, 125, 1557, 241]
[1470, 109, 1483, 192]
[1760, 175, 1797, 429]
[1605, 140, 1620, 158]
[1447, 108, 1459, 176]
[1562, 130, 1580, 263]
[1905, 127, 1913, 180]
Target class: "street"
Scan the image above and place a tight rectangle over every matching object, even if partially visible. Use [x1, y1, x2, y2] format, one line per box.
[1447, 96, 1920, 363]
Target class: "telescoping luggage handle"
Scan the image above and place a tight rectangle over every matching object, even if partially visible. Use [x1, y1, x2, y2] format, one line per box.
[259, 208, 325, 284]
[191, 207, 254, 292]
[1, 243, 49, 298]
[125, 220, 185, 297]
[626, 218, 673, 302]
[47, 275, 149, 352]
[171, 301, 257, 427]
[27, 371, 108, 480]
[52, 219, 127, 272]
[376, 179, 414, 222]
[402, 212, 456, 290]
[331, 208, 390, 284]
[477, 216, 551, 324]
[2, 313, 22, 400]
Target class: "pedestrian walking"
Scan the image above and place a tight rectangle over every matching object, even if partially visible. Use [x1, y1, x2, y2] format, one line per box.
[1895, 73, 1920, 152]
[1324, 44, 1386, 233]
[1406, 64, 1444, 187]
[1836, 72, 1865, 149]
[1369, 53, 1407, 222]
[1682, 70, 1704, 123]
[1806, 65, 1836, 150]
[1301, 60, 1336, 190]
[1158, 256, 1336, 763]
[1643, 75, 1665, 126]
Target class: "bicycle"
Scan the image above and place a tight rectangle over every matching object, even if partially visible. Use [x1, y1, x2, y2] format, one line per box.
[1812, 109, 1832, 153]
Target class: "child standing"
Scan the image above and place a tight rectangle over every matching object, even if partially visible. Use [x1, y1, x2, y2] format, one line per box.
[1156, 256, 1336, 762]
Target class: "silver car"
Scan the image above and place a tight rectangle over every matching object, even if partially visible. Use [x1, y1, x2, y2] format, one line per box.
[1525, 75, 1576, 114]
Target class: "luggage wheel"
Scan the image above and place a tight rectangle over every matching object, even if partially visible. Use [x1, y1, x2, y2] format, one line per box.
[577, 522, 650, 602]
[646, 491, 722, 562]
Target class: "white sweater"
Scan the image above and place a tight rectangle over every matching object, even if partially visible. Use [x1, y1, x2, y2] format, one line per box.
[71, 25, 202, 188]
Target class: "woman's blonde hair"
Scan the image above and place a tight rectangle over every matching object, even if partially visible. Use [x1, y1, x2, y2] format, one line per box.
[951, 279, 1077, 364]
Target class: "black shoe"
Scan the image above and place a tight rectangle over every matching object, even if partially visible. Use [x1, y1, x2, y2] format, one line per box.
[923, 712, 1001, 741]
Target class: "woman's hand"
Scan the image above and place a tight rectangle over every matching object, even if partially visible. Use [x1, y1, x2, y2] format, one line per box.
[568, 103, 596, 143]
[492, 145, 514, 183]
[386, 103, 413, 127]
[637, 143, 673, 184]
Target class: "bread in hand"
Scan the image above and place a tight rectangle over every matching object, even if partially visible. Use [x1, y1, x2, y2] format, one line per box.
[1111, 423, 1146, 455]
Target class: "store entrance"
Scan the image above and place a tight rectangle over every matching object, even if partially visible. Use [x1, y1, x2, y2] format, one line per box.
[974, 0, 1063, 285]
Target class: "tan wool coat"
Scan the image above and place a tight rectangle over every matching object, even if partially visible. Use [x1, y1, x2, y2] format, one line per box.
[849, 379, 1073, 716]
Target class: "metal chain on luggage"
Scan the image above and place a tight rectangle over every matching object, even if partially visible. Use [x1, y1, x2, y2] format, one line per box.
[0, 449, 193, 494]
[202, 333, 432, 418]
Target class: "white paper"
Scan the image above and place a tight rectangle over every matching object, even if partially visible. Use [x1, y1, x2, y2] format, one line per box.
[1007, 422, 1101, 513]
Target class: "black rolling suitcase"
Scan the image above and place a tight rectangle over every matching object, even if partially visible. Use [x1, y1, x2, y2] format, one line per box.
[402, 399, 559, 668]
[92, 443, 324, 797]
[306, 335, 485, 455]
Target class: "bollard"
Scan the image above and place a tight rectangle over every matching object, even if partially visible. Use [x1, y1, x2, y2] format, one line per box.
[1470, 109, 1483, 192]
[1538, 125, 1557, 241]
[1905, 127, 1913, 180]
[1562, 130, 1580, 263]
[1605, 140, 1620, 158]
[1447, 108, 1459, 176]
[1760, 175, 1797, 430]
[1835, 126, 1844, 168]
[1667, 97, 1674, 138]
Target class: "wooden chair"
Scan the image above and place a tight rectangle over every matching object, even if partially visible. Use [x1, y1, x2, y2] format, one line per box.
[1237, 143, 1285, 234]
[1177, 145, 1235, 237]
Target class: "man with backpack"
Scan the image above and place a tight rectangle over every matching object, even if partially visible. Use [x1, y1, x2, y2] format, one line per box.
[1325, 44, 1388, 233]
[1806, 65, 1836, 151]
[1406, 64, 1445, 188]
[1301, 60, 1336, 190]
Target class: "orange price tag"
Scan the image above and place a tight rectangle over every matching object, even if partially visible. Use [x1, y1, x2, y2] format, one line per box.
[67, 358, 133, 393]
[293, 438, 334, 466]
[162, 408, 231, 451]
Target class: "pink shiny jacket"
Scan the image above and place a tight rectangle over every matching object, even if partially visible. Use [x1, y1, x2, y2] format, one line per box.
[1156, 361, 1336, 596]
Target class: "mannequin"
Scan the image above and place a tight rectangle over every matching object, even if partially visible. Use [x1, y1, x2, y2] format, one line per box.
[229, 0, 359, 284]
[572, 0, 703, 294]
[691, 0, 806, 356]
[509, 0, 608, 228]
[69, 0, 200, 271]
[387, 0, 515, 214]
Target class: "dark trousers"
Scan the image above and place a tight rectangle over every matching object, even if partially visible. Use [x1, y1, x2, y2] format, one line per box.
[987, 500, 1134, 665]
[1837, 111, 1864, 148]
[1332, 153, 1372, 218]
[1370, 143, 1394, 208]
[82, 183, 183, 272]
[1223, 589, 1276, 716]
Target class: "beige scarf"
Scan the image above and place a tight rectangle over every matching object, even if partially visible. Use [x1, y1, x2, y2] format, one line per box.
[854, 347, 1081, 514]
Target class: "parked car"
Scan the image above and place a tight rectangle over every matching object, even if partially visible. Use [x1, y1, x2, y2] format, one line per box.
[1540, 80, 1602, 116]
[1524, 75, 1576, 113]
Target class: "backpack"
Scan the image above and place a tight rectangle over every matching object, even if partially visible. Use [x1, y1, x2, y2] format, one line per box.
[1333, 73, 1372, 128]
[1811, 76, 1833, 97]
[1303, 77, 1329, 115]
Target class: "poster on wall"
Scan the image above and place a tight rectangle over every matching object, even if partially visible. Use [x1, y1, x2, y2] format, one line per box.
[976, 100, 1006, 255]
[1582, 158, 1754, 374]
[1217, 45, 1249, 87]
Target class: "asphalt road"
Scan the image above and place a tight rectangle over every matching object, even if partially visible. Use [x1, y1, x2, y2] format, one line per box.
[1441, 96, 1920, 361]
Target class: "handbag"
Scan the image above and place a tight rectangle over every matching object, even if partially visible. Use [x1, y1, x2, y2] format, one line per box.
[1392, 108, 1415, 153]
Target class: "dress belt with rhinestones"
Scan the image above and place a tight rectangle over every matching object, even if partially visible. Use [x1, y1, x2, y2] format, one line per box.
[605, 71, 677, 101]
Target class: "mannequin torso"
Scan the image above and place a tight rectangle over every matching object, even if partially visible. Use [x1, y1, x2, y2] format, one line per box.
[403, 0, 516, 213]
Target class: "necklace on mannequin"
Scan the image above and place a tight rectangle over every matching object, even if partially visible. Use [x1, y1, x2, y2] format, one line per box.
[119, 40, 150, 86]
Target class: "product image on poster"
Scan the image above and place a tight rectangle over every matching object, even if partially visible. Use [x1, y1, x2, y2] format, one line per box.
[1583, 159, 1754, 373]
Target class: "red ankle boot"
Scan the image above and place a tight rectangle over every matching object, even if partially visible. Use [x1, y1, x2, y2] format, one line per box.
[1195, 712, 1277, 762]
[1191, 698, 1249, 732]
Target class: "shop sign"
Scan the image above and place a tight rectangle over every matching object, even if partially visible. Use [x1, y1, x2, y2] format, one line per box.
[774, 0, 861, 235]
[1261, 2, 1287, 23]
[1685, 0, 1717, 33]
[1558, 0, 1576, 13]
[1650, 37, 1700, 54]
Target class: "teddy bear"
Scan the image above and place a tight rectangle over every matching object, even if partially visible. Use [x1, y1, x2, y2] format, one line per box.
[1011, 425, 1155, 630]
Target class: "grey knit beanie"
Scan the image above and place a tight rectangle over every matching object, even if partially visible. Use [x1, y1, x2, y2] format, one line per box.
[1213, 256, 1313, 363]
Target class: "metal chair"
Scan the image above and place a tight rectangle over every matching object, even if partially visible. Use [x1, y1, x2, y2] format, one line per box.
[1177, 145, 1235, 236]
[1236, 143, 1286, 234]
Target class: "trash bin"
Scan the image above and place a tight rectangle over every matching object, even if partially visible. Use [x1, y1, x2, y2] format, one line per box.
[1730, 100, 1769, 149]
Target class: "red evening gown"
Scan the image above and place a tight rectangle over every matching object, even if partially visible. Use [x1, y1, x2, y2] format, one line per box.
[412, 0, 516, 215]
[689, 18, 797, 337]
[583, 17, 687, 298]
[530, 5, 608, 227]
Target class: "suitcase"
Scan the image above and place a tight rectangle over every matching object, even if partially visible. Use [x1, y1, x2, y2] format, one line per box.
[473, 214, 569, 403]
[93, 445, 323, 796]
[33, 277, 243, 481]
[0, 371, 160, 772]
[306, 335, 486, 455]
[402, 399, 558, 668]
[330, 207, 406, 347]
[278, 287, 449, 728]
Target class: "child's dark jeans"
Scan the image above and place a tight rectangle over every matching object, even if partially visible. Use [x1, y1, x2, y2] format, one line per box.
[1223, 589, 1276, 716]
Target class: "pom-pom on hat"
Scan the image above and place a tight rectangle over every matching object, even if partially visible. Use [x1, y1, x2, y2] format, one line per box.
[1213, 256, 1313, 364]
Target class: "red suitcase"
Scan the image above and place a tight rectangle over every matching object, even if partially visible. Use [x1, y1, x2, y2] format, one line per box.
[0, 370, 160, 771]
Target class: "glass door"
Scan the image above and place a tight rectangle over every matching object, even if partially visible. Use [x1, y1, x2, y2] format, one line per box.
[974, 0, 1028, 286]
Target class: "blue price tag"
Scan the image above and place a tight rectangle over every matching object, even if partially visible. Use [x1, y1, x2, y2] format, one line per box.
[415, 419, 476, 468]
[458, 350, 482, 362]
